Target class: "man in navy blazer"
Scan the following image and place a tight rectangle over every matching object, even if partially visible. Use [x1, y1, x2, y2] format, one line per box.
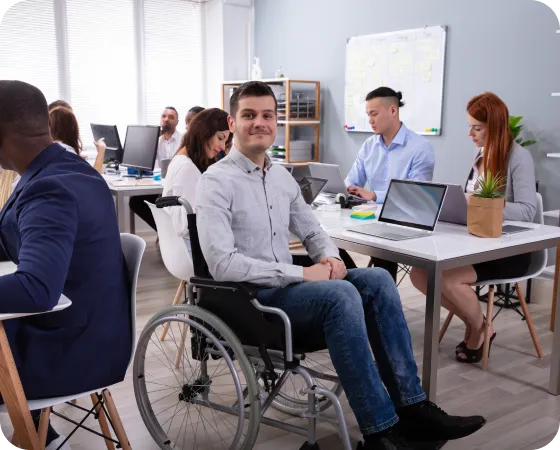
[0, 81, 131, 429]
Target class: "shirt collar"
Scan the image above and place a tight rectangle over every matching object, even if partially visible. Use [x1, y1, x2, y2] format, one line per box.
[229, 146, 272, 174]
[161, 130, 181, 143]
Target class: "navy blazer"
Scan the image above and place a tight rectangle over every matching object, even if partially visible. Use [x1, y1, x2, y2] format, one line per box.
[0, 143, 132, 400]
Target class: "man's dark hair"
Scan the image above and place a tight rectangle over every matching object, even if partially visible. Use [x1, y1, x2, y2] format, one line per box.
[0, 80, 50, 135]
[229, 81, 278, 117]
[188, 106, 205, 115]
[48, 99, 72, 112]
[164, 106, 179, 119]
[365, 87, 405, 108]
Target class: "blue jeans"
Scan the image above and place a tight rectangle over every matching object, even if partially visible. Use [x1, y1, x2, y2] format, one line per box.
[257, 268, 426, 435]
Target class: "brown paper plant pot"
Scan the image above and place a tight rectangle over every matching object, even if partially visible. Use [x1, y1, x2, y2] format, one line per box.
[467, 196, 505, 238]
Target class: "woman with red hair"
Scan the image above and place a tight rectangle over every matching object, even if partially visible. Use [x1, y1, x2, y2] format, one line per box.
[410, 92, 537, 364]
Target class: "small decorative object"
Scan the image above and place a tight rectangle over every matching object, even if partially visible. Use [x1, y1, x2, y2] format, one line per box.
[275, 66, 285, 78]
[467, 171, 506, 238]
[251, 57, 263, 80]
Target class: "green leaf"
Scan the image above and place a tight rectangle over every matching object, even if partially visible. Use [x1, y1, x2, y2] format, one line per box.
[520, 139, 537, 147]
[509, 116, 523, 128]
[473, 171, 506, 199]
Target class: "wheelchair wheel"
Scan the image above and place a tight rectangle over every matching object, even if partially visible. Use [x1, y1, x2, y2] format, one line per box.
[270, 350, 343, 416]
[133, 305, 261, 450]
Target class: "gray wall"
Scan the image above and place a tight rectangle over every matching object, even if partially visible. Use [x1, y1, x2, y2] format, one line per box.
[255, 0, 560, 210]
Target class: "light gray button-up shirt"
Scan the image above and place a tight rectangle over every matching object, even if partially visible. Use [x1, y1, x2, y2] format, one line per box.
[196, 147, 340, 288]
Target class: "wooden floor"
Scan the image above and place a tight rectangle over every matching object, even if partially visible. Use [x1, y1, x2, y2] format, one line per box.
[2, 235, 559, 449]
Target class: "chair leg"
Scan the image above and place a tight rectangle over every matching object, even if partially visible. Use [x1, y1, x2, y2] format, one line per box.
[367, 257, 374, 268]
[160, 281, 186, 341]
[101, 389, 131, 450]
[515, 284, 544, 358]
[38, 408, 51, 450]
[91, 393, 116, 450]
[439, 312, 454, 343]
[11, 433, 19, 447]
[174, 322, 187, 369]
[482, 286, 495, 370]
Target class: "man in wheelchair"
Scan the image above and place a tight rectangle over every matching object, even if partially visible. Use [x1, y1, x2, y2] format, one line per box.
[195, 81, 486, 450]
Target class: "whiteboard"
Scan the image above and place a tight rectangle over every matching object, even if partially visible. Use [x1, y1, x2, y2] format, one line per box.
[344, 25, 447, 135]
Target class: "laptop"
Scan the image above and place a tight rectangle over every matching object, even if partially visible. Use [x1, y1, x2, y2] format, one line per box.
[348, 179, 448, 240]
[308, 162, 362, 201]
[439, 184, 468, 225]
[298, 176, 328, 205]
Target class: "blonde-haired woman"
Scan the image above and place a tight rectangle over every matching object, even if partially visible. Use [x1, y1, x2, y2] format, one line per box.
[0, 168, 18, 260]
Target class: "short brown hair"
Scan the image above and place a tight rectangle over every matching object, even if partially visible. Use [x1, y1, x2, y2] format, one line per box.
[49, 106, 82, 155]
[229, 81, 277, 117]
[180, 108, 231, 173]
[48, 99, 72, 112]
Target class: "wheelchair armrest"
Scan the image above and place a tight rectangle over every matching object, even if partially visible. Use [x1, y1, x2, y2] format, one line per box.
[189, 277, 259, 299]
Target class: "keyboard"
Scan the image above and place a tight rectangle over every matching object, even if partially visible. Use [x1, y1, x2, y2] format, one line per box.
[349, 223, 429, 241]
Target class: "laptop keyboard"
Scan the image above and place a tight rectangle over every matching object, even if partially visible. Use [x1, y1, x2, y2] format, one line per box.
[352, 223, 427, 240]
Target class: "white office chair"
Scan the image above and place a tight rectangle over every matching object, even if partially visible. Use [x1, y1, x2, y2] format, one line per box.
[146, 201, 194, 344]
[439, 193, 546, 369]
[8, 233, 146, 450]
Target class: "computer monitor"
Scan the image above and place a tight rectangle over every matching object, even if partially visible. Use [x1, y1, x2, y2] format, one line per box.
[378, 179, 448, 231]
[308, 162, 347, 194]
[121, 125, 160, 174]
[90, 124, 124, 163]
[298, 176, 328, 205]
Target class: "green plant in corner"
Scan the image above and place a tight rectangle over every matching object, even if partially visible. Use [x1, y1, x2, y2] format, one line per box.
[510, 116, 537, 147]
[473, 171, 506, 199]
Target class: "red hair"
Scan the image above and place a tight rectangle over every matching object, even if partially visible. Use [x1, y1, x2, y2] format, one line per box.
[49, 106, 82, 155]
[467, 92, 512, 182]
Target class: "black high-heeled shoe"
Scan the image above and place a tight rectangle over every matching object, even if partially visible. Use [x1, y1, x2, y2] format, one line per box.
[456, 333, 497, 364]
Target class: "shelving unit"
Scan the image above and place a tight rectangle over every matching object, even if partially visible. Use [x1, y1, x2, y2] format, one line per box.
[221, 79, 321, 165]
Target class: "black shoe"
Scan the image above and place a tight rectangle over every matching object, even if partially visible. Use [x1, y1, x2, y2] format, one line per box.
[357, 428, 447, 450]
[397, 401, 486, 441]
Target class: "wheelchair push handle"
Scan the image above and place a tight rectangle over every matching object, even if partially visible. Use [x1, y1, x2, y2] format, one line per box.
[155, 196, 194, 214]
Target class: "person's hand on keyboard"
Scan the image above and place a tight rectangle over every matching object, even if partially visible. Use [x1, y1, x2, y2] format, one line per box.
[347, 185, 376, 202]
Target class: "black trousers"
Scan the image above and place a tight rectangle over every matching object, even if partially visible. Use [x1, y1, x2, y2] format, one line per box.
[338, 250, 398, 281]
[129, 194, 160, 232]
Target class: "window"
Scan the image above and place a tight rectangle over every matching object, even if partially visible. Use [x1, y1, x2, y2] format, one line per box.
[143, 0, 204, 132]
[0, 0, 60, 103]
[66, 0, 138, 145]
[0, 0, 206, 148]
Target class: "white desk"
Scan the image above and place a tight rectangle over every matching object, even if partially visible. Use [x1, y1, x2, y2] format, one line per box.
[103, 175, 163, 233]
[315, 210, 560, 399]
[0, 262, 72, 449]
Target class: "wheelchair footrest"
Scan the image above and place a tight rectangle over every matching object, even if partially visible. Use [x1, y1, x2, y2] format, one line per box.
[299, 442, 320, 450]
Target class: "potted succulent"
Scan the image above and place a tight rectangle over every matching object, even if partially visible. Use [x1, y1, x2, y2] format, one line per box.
[467, 171, 506, 238]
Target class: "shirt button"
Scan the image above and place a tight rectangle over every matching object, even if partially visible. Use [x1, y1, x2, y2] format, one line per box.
[270, 205, 272, 209]
[247, 170, 251, 174]
[273, 232, 276, 236]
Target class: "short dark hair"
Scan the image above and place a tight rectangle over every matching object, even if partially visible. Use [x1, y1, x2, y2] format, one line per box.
[163, 106, 179, 119]
[229, 81, 277, 117]
[48, 99, 72, 112]
[365, 87, 405, 108]
[180, 108, 232, 173]
[188, 106, 205, 115]
[0, 80, 50, 135]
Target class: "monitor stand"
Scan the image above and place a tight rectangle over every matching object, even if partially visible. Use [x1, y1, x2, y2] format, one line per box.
[121, 166, 154, 179]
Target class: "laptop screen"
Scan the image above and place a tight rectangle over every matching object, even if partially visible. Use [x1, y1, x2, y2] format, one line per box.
[299, 176, 328, 205]
[379, 180, 448, 231]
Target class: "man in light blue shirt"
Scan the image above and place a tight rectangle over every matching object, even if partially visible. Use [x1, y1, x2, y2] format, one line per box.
[345, 87, 435, 280]
[346, 87, 435, 204]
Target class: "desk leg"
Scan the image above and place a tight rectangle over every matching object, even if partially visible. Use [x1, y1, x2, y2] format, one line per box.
[550, 271, 560, 395]
[129, 201, 136, 235]
[116, 193, 126, 233]
[0, 322, 41, 450]
[552, 214, 560, 332]
[422, 264, 442, 401]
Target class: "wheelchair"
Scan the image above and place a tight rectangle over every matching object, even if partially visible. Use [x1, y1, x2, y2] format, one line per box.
[133, 196, 352, 450]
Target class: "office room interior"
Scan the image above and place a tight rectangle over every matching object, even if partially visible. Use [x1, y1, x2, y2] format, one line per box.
[0, 0, 560, 449]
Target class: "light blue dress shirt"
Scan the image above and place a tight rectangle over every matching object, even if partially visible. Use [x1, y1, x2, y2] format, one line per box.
[345, 123, 435, 203]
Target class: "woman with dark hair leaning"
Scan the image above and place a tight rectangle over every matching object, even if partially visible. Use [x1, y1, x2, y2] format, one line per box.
[162, 108, 232, 256]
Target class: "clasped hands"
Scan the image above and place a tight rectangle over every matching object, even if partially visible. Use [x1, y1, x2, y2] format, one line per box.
[303, 257, 347, 282]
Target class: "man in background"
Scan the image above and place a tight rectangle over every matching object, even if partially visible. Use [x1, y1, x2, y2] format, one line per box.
[345, 87, 435, 280]
[129, 106, 182, 231]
